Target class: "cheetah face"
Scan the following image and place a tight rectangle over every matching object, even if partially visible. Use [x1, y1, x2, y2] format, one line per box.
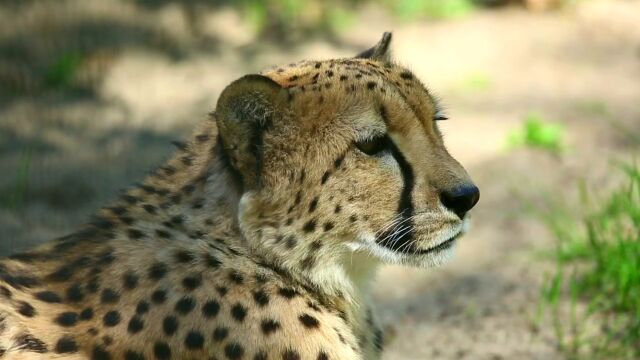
[216, 33, 479, 269]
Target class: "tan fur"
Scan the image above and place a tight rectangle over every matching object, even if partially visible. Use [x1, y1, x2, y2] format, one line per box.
[0, 34, 477, 359]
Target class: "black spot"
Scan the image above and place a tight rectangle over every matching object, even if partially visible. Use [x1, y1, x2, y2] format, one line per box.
[123, 272, 138, 290]
[334, 205, 342, 213]
[191, 198, 205, 209]
[256, 273, 269, 284]
[66, 283, 84, 302]
[55, 336, 78, 353]
[202, 300, 220, 318]
[301, 256, 315, 270]
[282, 349, 301, 360]
[101, 288, 120, 304]
[216, 285, 228, 297]
[231, 303, 247, 322]
[168, 195, 181, 206]
[119, 216, 135, 225]
[367, 81, 377, 90]
[184, 331, 204, 349]
[224, 343, 244, 360]
[315, 62, 321, 68]
[254, 351, 268, 360]
[103, 311, 120, 327]
[86, 276, 100, 293]
[174, 251, 194, 265]
[153, 341, 171, 360]
[260, 319, 280, 335]
[205, 254, 221, 268]
[181, 156, 193, 166]
[175, 297, 195, 314]
[400, 71, 413, 79]
[213, 327, 228, 341]
[136, 301, 150, 315]
[46, 264, 74, 282]
[143, 204, 157, 214]
[323, 222, 334, 232]
[299, 314, 320, 328]
[170, 215, 184, 226]
[125, 350, 145, 360]
[308, 197, 319, 212]
[34, 290, 62, 303]
[182, 274, 202, 290]
[80, 307, 94, 320]
[285, 236, 297, 249]
[349, 214, 358, 222]
[317, 351, 329, 360]
[109, 206, 127, 215]
[92, 345, 111, 360]
[127, 228, 145, 240]
[252, 290, 269, 307]
[307, 301, 322, 312]
[339, 75, 348, 81]
[151, 289, 167, 304]
[181, 184, 196, 195]
[228, 270, 243, 284]
[148, 263, 167, 280]
[155, 229, 171, 239]
[321, 171, 330, 184]
[0, 285, 11, 298]
[163, 316, 179, 336]
[122, 194, 139, 204]
[160, 165, 176, 176]
[16, 301, 36, 317]
[14, 333, 48, 353]
[303, 219, 317, 233]
[55, 312, 78, 327]
[128, 316, 144, 334]
[102, 335, 113, 346]
[288, 75, 299, 81]
[278, 287, 298, 299]
[374, 328, 384, 351]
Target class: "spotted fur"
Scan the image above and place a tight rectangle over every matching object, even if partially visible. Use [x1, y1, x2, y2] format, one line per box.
[0, 33, 478, 359]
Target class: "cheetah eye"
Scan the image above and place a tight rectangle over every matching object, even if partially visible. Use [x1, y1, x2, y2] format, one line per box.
[355, 135, 389, 156]
[433, 110, 448, 121]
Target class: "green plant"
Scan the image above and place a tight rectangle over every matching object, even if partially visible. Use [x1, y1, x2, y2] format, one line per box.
[0, 147, 32, 211]
[539, 161, 640, 359]
[391, 0, 476, 20]
[507, 113, 565, 153]
[45, 52, 82, 88]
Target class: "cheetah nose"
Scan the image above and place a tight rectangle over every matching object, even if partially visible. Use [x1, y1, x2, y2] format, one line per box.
[440, 185, 480, 220]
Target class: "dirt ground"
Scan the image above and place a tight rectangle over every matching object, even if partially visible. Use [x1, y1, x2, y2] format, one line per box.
[1, 1, 639, 359]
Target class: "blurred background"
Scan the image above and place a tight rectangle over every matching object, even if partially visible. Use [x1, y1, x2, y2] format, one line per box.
[1, 0, 639, 358]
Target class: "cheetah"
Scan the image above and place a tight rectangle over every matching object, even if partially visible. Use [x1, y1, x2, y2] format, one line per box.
[0, 32, 479, 360]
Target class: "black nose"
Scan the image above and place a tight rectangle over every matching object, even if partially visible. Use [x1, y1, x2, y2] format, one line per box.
[440, 185, 480, 219]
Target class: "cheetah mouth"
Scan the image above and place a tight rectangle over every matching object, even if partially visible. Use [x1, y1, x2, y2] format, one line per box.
[413, 231, 461, 255]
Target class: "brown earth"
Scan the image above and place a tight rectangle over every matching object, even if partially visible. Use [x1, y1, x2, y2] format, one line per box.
[1, 1, 639, 358]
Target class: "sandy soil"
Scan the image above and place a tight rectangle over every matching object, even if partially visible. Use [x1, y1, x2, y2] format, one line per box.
[1, 1, 639, 358]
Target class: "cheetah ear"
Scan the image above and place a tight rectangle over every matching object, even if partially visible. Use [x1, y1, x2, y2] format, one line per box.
[215, 74, 286, 190]
[355, 32, 392, 62]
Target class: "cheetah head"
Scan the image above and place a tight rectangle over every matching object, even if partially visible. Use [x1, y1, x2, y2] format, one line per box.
[215, 33, 479, 270]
